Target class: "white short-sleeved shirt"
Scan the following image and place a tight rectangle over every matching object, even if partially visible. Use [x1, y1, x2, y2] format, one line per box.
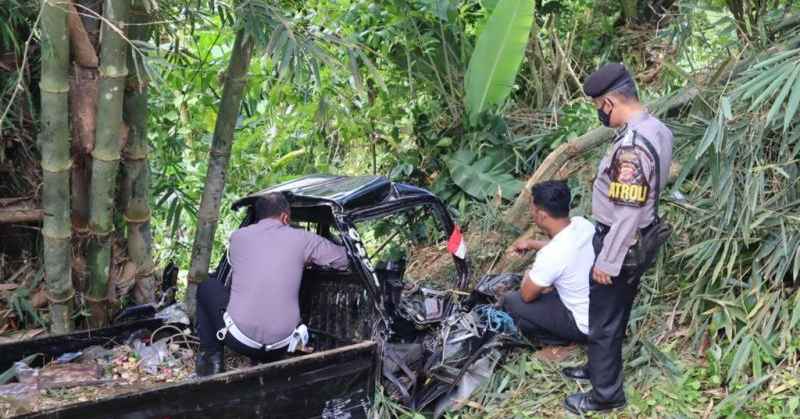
[528, 216, 594, 334]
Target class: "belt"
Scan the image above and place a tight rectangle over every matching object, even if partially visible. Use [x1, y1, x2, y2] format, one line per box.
[216, 312, 308, 353]
[595, 222, 655, 235]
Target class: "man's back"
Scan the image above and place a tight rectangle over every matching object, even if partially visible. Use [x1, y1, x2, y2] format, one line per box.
[227, 218, 349, 344]
[529, 216, 595, 334]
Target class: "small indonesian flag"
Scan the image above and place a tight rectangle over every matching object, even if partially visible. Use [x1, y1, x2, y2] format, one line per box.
[447, 225, 467, 259]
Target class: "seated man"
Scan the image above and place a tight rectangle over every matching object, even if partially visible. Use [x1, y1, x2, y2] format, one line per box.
[194, 193, 349, 376]
[502, 181, 594, 347]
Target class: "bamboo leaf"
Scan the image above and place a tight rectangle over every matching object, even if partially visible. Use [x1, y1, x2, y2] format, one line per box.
[727, 335, 752, 385]
[747, 48, 800, 70]
[276, 39, 295, 80]
[791, 291, 800, 330]
[767, 66, 800, 126]
[355, 49, 388, 93]
[347, 48, 363, 93]
[748, 63, 792, 112]
[784, 66, 800, 132]
[713, 374, 771, 418]
[464, 0, 534, 124]
[721, 96, 733, 120]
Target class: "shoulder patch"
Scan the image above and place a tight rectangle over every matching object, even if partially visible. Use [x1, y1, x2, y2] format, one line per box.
[607, 145, 649, 207]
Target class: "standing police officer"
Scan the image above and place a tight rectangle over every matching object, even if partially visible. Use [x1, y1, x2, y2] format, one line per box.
[562, 63, 673, 414]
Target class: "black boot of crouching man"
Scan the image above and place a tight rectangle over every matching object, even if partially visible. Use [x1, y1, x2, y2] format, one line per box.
[564, 391, 626, 415]
[562, 365, 591, 380]
[195, 351, 225, 377]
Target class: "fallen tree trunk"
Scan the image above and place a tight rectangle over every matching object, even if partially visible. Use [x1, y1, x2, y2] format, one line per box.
[504, 126, 615, 230]
[504, 79, 704, 231]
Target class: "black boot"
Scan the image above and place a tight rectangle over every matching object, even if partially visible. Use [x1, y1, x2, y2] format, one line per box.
[196, 351, 225, 377]
[564, 391, 626, 415]
[562, 365, 591, 381]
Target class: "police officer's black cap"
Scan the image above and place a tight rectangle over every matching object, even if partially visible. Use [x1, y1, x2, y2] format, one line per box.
[583, 63, 633, 98]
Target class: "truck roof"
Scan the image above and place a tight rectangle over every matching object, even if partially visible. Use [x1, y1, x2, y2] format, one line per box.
[231, 175, 439, 212]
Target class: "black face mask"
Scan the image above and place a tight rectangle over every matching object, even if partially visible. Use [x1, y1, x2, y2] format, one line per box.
[597, 100, 614, 127]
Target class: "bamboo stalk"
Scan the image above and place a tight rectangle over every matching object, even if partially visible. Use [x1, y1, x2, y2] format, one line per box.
[67, 1, 98, 68]
[69, 0, 100, 234]
[40, 0, 74, 334]
[87, 0, 130, 327]
[122, 0, 155, 304]
[185, 30, 255, 317]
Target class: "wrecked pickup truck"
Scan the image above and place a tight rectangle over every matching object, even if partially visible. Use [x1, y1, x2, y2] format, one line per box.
[0, 174, 500, 418]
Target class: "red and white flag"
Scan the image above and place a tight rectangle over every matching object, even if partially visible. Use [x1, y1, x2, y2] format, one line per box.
[447, 225, 467, 260]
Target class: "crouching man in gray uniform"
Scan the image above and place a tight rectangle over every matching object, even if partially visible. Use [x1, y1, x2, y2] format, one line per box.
[563, 63, 673, 414]
[194, 193, 350, 376]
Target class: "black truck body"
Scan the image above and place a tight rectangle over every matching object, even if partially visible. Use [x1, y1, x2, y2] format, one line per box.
[0, 175, 467, 418]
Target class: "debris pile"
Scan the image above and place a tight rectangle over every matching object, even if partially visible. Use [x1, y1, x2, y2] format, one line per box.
[382, 273, 530, 417]
[0, 314, 198, 416]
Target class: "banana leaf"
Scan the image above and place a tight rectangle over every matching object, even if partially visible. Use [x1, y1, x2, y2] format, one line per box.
[446, 149, 523, 201]
[464, 0, 534, 124]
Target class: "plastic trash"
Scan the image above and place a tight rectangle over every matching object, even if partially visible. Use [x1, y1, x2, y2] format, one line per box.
[54, 351, 83, 364]
[125, 329, 152, 346]
[155, 303, 190, 325]
[133, 339, 170, 375]
[13, 362, 38, 385]
[80, 345, 114, 362]
[0, 382, 37, 399]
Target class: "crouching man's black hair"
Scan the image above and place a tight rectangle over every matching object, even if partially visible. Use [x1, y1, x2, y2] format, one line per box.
[530, 181, 571, 219]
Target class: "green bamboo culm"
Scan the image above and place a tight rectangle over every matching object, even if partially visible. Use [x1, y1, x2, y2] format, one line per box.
[122, 0, 156, 304]
[40, 0, 74, 334]
[87, 0, 131, 326]
[185, 29, 255, 317]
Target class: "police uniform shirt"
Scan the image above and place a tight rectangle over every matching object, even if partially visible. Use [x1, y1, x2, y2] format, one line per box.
[592, 111, 673, 276]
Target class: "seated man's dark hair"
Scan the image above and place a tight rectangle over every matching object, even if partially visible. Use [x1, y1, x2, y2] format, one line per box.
[531, 180, 571, 219]
[255, 193, 291, 220]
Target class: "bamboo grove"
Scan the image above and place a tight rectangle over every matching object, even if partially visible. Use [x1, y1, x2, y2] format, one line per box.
[36, 0, 160, 332]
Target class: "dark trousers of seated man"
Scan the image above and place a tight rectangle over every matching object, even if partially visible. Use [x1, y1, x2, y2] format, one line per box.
[502, 291, 587, 346]
[196, 278, 285, 364]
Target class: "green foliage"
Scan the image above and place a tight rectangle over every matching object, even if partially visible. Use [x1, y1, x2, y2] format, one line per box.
[464, 0, 534, 124]
[667, 27, 800, 391]
[8, 287, 46, 329]
[733, 48, 800, 131]
[446, 149, 523, 200]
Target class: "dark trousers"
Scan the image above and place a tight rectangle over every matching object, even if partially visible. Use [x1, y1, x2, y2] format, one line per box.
[196, 278, 285, 364]
[502, 291, 588, 346]
[587, 225, 643, 403]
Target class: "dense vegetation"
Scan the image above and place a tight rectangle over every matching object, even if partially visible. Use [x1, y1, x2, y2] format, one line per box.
[1, 0, 799, 417]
